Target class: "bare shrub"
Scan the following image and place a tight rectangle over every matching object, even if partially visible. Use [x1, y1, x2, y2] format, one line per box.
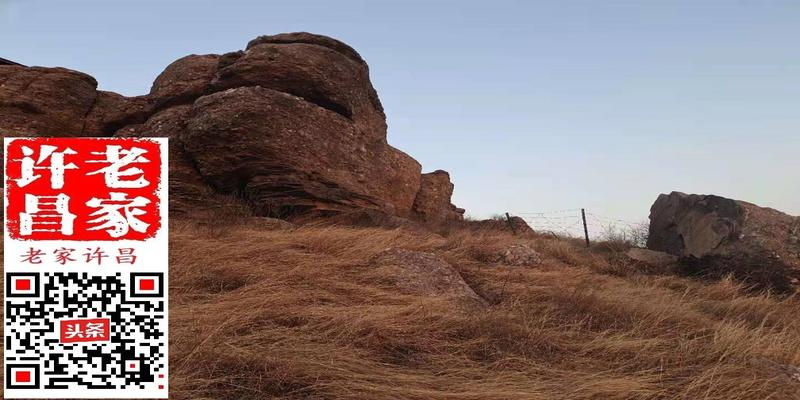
[677, 252, 797, 295]
[595, 221, 649, 250]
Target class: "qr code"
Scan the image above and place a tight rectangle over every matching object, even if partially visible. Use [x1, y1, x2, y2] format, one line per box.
[4, 272, 167, 395]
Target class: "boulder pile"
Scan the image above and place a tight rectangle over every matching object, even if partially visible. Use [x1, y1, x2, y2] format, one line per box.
[0, 32, 463, 224]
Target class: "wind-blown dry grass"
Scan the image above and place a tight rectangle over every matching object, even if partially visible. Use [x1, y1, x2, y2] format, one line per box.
[167, 219, 800, 400]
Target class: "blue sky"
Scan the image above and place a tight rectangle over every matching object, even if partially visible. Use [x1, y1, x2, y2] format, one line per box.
[2, 0, 798, 227]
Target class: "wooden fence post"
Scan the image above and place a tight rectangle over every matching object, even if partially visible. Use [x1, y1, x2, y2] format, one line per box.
[581, 208, 590, 248]
[505, 212, 517, 235]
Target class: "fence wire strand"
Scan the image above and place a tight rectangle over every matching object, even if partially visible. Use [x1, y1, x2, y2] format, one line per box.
[512, 209, 648, 243]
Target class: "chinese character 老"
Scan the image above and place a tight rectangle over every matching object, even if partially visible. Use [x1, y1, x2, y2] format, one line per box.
[86, 145, 151, 188]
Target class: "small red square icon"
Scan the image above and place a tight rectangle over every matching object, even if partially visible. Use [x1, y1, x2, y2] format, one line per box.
[158, 374, 164, 378]
[130, 363, 136, 368]
[139, 279, 155, 291]
[15, 279, 31, 291]
[15, 370, 31, 383]
[159, 385, 164, 389]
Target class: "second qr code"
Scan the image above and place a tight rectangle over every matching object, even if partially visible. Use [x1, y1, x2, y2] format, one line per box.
[5, 272, 168, 393]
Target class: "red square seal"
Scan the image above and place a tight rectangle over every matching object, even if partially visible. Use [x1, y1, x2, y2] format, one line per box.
[4, 138, 163, 241]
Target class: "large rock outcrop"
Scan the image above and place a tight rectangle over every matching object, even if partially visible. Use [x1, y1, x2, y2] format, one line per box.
[0, 32, 463, 223]
[647, 192, 800, 288]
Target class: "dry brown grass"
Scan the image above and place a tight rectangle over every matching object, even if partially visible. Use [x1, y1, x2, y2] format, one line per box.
[165, 218, 800, 400]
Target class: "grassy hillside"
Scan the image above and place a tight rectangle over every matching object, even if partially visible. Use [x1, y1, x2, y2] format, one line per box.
[168, 218, 800, 400]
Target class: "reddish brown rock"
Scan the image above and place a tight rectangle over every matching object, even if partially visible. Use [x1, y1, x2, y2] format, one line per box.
[0, 66, 151, 137]
[465, 215, 535, 236]
[182, 86, 421, 216]
[247, 32, 366, 65]
[369, 248, 483, 302]
[213, 32, 387, 144]
[506, 216, 535, 235]
[115, 105, 224, 216]
[149, 54, 219, 108]
[0, 32, 464, 223]
[494, 244, 543, 267]
[412, 170, 464, 223]
[0, 66, 98, 136]
[83, 91, 152, 135]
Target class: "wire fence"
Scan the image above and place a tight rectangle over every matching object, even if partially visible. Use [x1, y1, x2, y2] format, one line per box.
[512, 208, 649, 245]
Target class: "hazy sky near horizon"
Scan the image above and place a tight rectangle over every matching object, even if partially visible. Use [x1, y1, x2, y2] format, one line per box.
[2, 0, 798, 225]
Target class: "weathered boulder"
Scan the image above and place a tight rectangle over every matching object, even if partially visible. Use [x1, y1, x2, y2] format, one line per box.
[495, 244, 543, 267]
[648, 192, 799, 263]
[83, 91, 152, 135]
[468, 215, 535, 236]
[369, 248, 483, 302]
[149, 54, 219, 108]
[229, 32, 387, 144]
[411, 170, 465, 223]
[115, 105, 222, 216]
[648, 192, 800, 290]
[0, 66, 98, 136]
[182, 86, 421, 216]
[507, 216, 535, 235]
[247, 32, 366, 65]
